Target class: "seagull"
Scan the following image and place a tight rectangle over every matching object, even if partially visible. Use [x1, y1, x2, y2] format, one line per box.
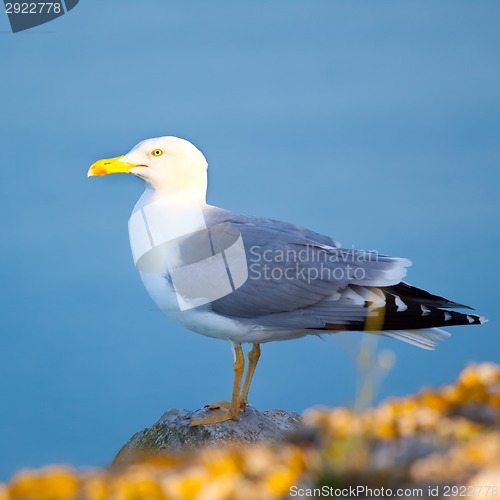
[88, 136, 486, 426]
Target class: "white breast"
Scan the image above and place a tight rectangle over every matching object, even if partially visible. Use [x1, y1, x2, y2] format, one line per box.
[128, 190, 311, 344]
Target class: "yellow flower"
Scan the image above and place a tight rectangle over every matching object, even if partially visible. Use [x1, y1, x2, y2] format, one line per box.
[80, 476, 107, 500]
[419, 391, 448, 412]
[375, 421, 398, 439]
[460, 367, 483, 389]
[489, 394, 500, 408]
[205, 451, 242, 477]
[161, 469, 205, 500]
[266, 467, 297, 496]
[8, 467, 79, 500]
[178, 476, 203, 500]
[111, 466, 167, 500]
[441, 385, 462, 406]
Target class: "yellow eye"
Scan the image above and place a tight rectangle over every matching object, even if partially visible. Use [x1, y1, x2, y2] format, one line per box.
[151, 149, 164, 157]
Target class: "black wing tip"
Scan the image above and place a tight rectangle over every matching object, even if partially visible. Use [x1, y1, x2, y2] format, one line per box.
[448, 302, 475, 311]
[388, 282, 475, 310]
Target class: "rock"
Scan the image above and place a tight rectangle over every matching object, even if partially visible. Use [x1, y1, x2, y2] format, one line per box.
[113, 405, 302, 466]
[371, 436, 446, 472]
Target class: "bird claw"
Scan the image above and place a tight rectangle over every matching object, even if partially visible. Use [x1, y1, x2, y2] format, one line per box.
[205, 400, 247, 412]
[205, 401, 232, 411]
[190, 404, 238, 426]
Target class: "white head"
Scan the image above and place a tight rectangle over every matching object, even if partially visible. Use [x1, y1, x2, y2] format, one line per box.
[88, 136, 208, 198]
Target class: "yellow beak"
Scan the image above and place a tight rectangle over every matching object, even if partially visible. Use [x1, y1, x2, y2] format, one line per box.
[87, 156, 138, 177]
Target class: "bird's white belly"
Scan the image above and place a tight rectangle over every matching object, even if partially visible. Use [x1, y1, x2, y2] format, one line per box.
[138, 272, 180, 312]
[138, 271, 249, 341]
[138, 271, 309, 344]
[129, 191, 311, 344]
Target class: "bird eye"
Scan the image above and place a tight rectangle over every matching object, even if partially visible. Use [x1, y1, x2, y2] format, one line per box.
[151, 149, 164, 157]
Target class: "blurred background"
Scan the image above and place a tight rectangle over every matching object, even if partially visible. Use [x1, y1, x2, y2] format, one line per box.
[0, 0, 499, 481]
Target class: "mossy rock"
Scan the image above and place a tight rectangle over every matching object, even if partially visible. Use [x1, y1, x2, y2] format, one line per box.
[113, 405, 302, 466]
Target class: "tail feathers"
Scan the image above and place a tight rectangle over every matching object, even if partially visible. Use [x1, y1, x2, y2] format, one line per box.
[380, 328, 451, 350]
[314, 283, 486, 349]
[378, 298, 486, 330]
[320, 293, 487, 332]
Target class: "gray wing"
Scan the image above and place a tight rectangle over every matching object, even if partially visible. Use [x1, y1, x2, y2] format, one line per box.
[201, 206, 411, 322]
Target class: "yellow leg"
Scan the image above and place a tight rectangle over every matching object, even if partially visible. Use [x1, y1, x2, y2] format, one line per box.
[190, 345, 245, 426]
[240, 344, 261, 410]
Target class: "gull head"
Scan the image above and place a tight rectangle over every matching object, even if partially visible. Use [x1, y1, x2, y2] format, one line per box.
[88, 136, 208, 194]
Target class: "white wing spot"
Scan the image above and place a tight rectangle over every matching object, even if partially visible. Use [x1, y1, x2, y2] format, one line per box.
[466, 315, 475, 324]
[444, 312, 452, 321]
[394, 295, 408, 312]
[340, 287, 366, 306]
[421, 305, 431, 316]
